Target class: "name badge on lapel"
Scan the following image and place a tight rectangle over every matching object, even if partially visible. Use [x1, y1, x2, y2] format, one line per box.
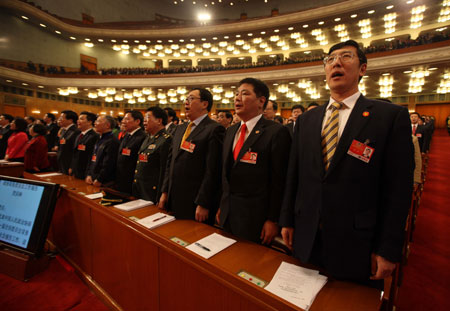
[180, 140, 196, 153]
[148, 144, 156, 150]
[91, 154, 97, 162]
[0, 135, 3, 139]
[347, 139, 374, 163]
[60, 138, 66, 145]
[416, 133, 422, 138]
[122, 148, 131, 156]
[77, 144, 86, 151]
[139, 153, 148, 162]
[240, 151, 258, 164]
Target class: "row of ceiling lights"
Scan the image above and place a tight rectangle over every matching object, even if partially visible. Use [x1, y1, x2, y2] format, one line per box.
[54, 68, 449, 105]
[20, 1, 447, 50]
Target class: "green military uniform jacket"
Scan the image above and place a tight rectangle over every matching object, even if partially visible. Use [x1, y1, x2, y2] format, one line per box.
[132, 129, 172, 202]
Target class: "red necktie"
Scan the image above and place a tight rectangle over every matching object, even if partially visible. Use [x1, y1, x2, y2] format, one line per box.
[233, 123, 247, 160]
[412, 125, 416, 135]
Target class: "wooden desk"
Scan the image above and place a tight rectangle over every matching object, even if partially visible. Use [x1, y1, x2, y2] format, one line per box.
[0, 161, 24, 177]
[24, 172, 382, 311]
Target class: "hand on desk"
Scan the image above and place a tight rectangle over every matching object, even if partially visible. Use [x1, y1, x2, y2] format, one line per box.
[215, 208, 221, 225]
[281, 227, 294, 250]
[260, 220, 279, 245]
[158, 192, 168, 210]
[195, 205, 209, 222]
[68, 168, 72, 175]
[93, 180, 102, 187]
[85, 175, 93, 185]
[370, 253, 396, 280]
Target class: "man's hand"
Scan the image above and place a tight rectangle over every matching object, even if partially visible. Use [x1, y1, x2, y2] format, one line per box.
[93, 179, 102, 187]
[85, 175, 93, 184]
[281, 227, 294, 250]
[68, 168, 73, 175]
[260, 220, 279, 245]
[215, 208, 221, 225]
[370, 253, 396, 280]
[158, 192, 168, 210]
[195, 205, 209, 222]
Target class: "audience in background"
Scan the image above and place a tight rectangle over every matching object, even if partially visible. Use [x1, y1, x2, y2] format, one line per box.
[24, 123, 50, 173]
[4, 117, 28, 162]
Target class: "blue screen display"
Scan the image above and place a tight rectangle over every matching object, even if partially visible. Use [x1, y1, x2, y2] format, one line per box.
[0, 180, 45, 248]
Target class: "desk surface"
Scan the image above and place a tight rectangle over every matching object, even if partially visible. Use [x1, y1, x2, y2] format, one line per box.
[25, 172, 382, 311]
[0, 161, 24, 177]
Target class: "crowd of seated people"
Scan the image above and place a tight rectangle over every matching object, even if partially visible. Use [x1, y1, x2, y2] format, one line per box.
[7, 30, 447, 77]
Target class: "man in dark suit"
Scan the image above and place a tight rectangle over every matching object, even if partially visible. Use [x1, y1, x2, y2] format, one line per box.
[164, 107, 178, 136]
[132, 107, 172, 202]
[114, 110, 146, 195]
[86, 115, 119, 187]
[0, 114, 14, 159]
[159, 88, 225, 225]
[410, 112, 428, 152]
[217, 78, 291, 244]
[56, 110, 80, 174]
[69, 111, 99, 179]
[285, 104, 305, 137]
[280, 40, 414, 287]
[263, 100, 277, 121]
[43, 113, 59, 151]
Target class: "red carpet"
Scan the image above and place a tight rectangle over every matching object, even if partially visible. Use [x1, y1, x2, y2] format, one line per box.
[396, 129, 450, 311]
[0, 255, 110, 311]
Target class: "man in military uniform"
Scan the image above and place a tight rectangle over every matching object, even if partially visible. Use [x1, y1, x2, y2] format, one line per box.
[132, 107, 172, 202]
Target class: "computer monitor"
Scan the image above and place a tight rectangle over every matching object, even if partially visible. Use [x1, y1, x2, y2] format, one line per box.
[0, 175, 59, 257]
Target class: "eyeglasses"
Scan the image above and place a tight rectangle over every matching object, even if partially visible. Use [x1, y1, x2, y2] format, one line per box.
[185, 96, 201, 103]
[323, 51, 356, 65]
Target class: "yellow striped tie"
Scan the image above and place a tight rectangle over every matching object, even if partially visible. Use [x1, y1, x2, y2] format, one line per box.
[322, 102, 342, 171]
[180, 122, 193, 147]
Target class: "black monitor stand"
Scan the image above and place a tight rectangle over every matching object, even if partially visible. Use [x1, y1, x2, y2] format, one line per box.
[0, 245, 49, 281]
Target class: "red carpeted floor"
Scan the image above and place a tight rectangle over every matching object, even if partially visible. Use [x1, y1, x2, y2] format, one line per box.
[396, 129, 450, 311]
[0, 255, 110, 311]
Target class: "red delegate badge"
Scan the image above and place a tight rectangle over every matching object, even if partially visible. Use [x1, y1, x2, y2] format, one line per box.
[77, 144, 86, 151]
[347, 139, 374, 163]
[180, 141, 196, 153]
[122, 148, 131, 156]
[59, 138, 66, 145]
[240, 151, 258, 164]
[139, 154, 148, 162]
[91, 154, 97, 162]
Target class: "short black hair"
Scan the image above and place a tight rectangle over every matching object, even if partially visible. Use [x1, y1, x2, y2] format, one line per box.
[13, 117, 28, 132]
[61, 110, 78, 123]
[238, 77, 270, 109]
[274, 116, 284, 124]
[45, 113, 55, 121]
[308, 102, 319, 108]
[147, 106, 168, 125]
[1, 114, 14, 123]
[25, 116, 36, 123]
[32, 123, 47, 136]
[80, 111, 97, 125]
[164, 107, 176, 119]
[328, 39, 367, 65]
[410, 112, 421, 118]
[291, 104, 305, 113]
[125, 110, 144, 127]
[219, 111, 233, 120]
[268, 100, 278, 112]
[191, 88, 213, 112]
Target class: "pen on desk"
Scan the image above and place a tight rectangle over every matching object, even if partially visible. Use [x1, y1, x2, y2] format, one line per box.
[195, 242, 211, 252]
[152, 215, 167, 222]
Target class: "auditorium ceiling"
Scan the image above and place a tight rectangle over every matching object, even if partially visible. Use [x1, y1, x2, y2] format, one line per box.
[1, 0, 450, 109]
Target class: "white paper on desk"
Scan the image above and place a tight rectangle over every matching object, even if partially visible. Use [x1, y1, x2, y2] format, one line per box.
[264, 261, 327, 310]
[114, 199, 153, 211]
[2, 161, 23, 165]
[85, 192, 103, 199]
[35, 172, 63, 177]
[186, 233, 236, 259]
[0, 159, 9, 163]
[136, 212, 175, 229]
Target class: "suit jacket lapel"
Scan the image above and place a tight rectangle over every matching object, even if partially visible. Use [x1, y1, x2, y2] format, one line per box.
[187, 116, 209, 141]
[173, 122, 187, 159]
[233, 117, 266, 166]
[326, 95, 373, 176]
[312, 105, 328, 177]
[223, 123, 239, 171]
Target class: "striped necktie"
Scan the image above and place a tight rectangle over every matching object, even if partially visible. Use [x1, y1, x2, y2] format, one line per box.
[180, 122, 193, 147]
[322, 102, 342, 171]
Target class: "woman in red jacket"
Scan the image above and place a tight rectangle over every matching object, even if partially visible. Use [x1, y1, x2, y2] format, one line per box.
[4, 117, 28, 162]
[24, 123, 50, 173]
